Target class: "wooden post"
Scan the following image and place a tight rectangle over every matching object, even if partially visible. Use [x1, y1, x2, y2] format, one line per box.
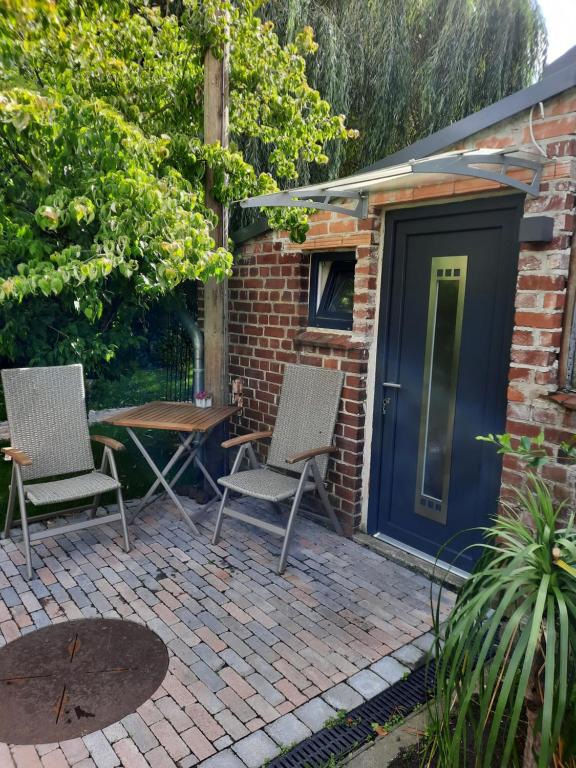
[203, 31, 229, 406]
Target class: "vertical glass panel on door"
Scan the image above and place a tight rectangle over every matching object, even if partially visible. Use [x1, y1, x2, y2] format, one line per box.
[415, 256, 468, 524]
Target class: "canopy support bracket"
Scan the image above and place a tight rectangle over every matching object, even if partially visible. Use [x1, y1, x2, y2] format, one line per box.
[411, 152, 542, 197]
[241, 190, 369, 219]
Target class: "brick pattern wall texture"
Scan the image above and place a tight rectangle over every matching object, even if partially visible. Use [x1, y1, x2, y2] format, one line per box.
[227, 214, 380, 536]
[227, 86, 576, 532]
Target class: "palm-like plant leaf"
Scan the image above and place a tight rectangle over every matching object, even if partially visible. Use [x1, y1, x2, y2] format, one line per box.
[431, 475, 576, 767]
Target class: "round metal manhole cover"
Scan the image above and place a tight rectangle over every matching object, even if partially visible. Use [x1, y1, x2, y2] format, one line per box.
[0, 619, 169, 745]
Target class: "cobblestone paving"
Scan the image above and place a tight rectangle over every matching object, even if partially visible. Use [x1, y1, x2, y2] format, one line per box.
[0, 496, 454, 767]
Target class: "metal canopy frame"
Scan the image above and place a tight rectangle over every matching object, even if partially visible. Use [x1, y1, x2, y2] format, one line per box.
[241, 188, 369, 219]
[240, 148, 544, 219]
[410, 151, 542, 197]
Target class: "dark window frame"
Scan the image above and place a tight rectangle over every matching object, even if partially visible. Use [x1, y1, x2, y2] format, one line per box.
[308, 251, 356, 331]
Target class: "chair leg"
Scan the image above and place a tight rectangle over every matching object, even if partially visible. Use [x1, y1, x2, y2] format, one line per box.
[89, 448, 109, 518]
[246, 443, 260, 470]
[14, 466, 33, 580]
[212, 444, 248, 545]
[3, 464, 16, 539]
[278, 463, 311, 575]
[310, 459, 343, 535]
[107, 448, 130, 552]
[117, 488, 130, 553]
[270, 501, 283, 516]
[212, 487, 229, 545]
[89, 493, 101, 519]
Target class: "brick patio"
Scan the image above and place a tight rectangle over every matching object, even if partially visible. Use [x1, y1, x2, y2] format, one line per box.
[0, 496, 454, 768]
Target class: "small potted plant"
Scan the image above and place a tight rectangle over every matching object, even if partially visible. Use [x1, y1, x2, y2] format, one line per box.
[195, 390, 213, 408]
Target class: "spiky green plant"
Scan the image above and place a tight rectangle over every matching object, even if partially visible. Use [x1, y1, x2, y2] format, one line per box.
[431, 475, 576, 767]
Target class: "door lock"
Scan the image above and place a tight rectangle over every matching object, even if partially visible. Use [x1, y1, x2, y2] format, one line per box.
[382, 382, 401, 415]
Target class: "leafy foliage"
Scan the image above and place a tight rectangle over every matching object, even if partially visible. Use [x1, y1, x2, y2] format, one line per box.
[431, 437, 576, 768]
[256, 0, 547, 181]
[0, 0, 353, 369]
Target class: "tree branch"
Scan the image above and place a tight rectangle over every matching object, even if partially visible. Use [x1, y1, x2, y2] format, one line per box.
[1, 135, 33, 176]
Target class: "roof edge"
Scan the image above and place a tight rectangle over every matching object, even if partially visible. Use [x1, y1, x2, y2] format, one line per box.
[231, 216, 270, 247]
[358, 60, 576, 173]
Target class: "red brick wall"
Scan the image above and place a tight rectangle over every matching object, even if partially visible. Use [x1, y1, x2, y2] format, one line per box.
[450, 90, 576, 506]
[227, 86, 576, 534]
[227, 213, 380, 535]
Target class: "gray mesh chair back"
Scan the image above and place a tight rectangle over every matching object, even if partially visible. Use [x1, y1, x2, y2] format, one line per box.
[214, 363, 345, 574]
[2, 365, 95, 482]
[267, 364, 344, 479]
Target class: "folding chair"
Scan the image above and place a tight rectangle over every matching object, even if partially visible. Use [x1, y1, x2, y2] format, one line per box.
[1, 364, 130, 579]
[212, 364, 344, 573]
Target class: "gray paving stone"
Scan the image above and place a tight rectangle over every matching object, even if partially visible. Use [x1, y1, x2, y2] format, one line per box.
[392, 643, 424, 669]
[246, 654, 281, 683]
[192, 660, 227, 692]
[294, 697, 338, 732]
[30, 610, 51, 628]
[221, 632, 252, 658]
[265, 713, 312, 746]
[371, 655, 409, 684]
[147, 617, 176, 644]
[175, 606, 203, 630]
[232, 731, 280, 768]
[169, 637, 201, 666]
[321, 683, 364, 712]
[220, 648, 254, 676]
[101, 722, 128, 743]
[213, 735, 233, 751]
[196, 642, 226, 671]
[347, 669, 389, 699]
[215, 710, 249, 741]
[83, 731, 120, 768]
[413, 632, 435, 654]
[198, 749, 246, 768]
[198, 610, 228, 635]
[121, 713, 159, 752]
[246, 673, 284, 706]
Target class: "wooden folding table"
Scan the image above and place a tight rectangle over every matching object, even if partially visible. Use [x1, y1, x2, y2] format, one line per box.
[105, 401, 238, 533]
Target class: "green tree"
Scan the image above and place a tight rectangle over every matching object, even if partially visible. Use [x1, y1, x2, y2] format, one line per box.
[256, 0, 547, 180]
[0, 0, 354, 371]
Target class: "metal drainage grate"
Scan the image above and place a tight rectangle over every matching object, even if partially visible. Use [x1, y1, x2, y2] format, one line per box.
[0, 619, 169, 745]
[268, 662, 436, 768]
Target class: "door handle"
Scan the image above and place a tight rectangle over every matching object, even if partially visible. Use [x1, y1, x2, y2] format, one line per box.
[382, 382, 401, 415]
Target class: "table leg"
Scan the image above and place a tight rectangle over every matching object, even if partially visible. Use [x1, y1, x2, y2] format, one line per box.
[195, 455, 223, 499]
[177, 431, 223, 502]
[170, 431, 208, 489]
[127, 428, 200, 534]
[137, 432, 198, 511]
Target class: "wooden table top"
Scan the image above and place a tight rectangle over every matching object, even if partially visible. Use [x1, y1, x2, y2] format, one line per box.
[103, 401, 239, 433]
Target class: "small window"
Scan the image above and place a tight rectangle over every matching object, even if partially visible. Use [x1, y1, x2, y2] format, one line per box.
[309, 252, 355, 330]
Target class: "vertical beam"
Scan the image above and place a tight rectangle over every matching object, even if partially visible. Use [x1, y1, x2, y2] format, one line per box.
[203, 34, 230, 406]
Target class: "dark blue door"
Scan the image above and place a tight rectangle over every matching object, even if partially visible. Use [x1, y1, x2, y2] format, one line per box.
[369, 196, 523, 570]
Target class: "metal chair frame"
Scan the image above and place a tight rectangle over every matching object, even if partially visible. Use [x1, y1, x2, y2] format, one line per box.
[2, 365, 130, 579]
[212, 364, 344, 574]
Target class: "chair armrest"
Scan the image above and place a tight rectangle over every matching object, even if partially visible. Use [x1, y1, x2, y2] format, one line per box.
[2, 447, 33, 466]
[285, 446, 338, 465]
[91, 435, 125, 451]
[222, 430, 273, 449]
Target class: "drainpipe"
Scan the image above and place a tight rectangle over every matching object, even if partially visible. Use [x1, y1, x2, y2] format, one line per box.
[178, 309, 204, 398]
